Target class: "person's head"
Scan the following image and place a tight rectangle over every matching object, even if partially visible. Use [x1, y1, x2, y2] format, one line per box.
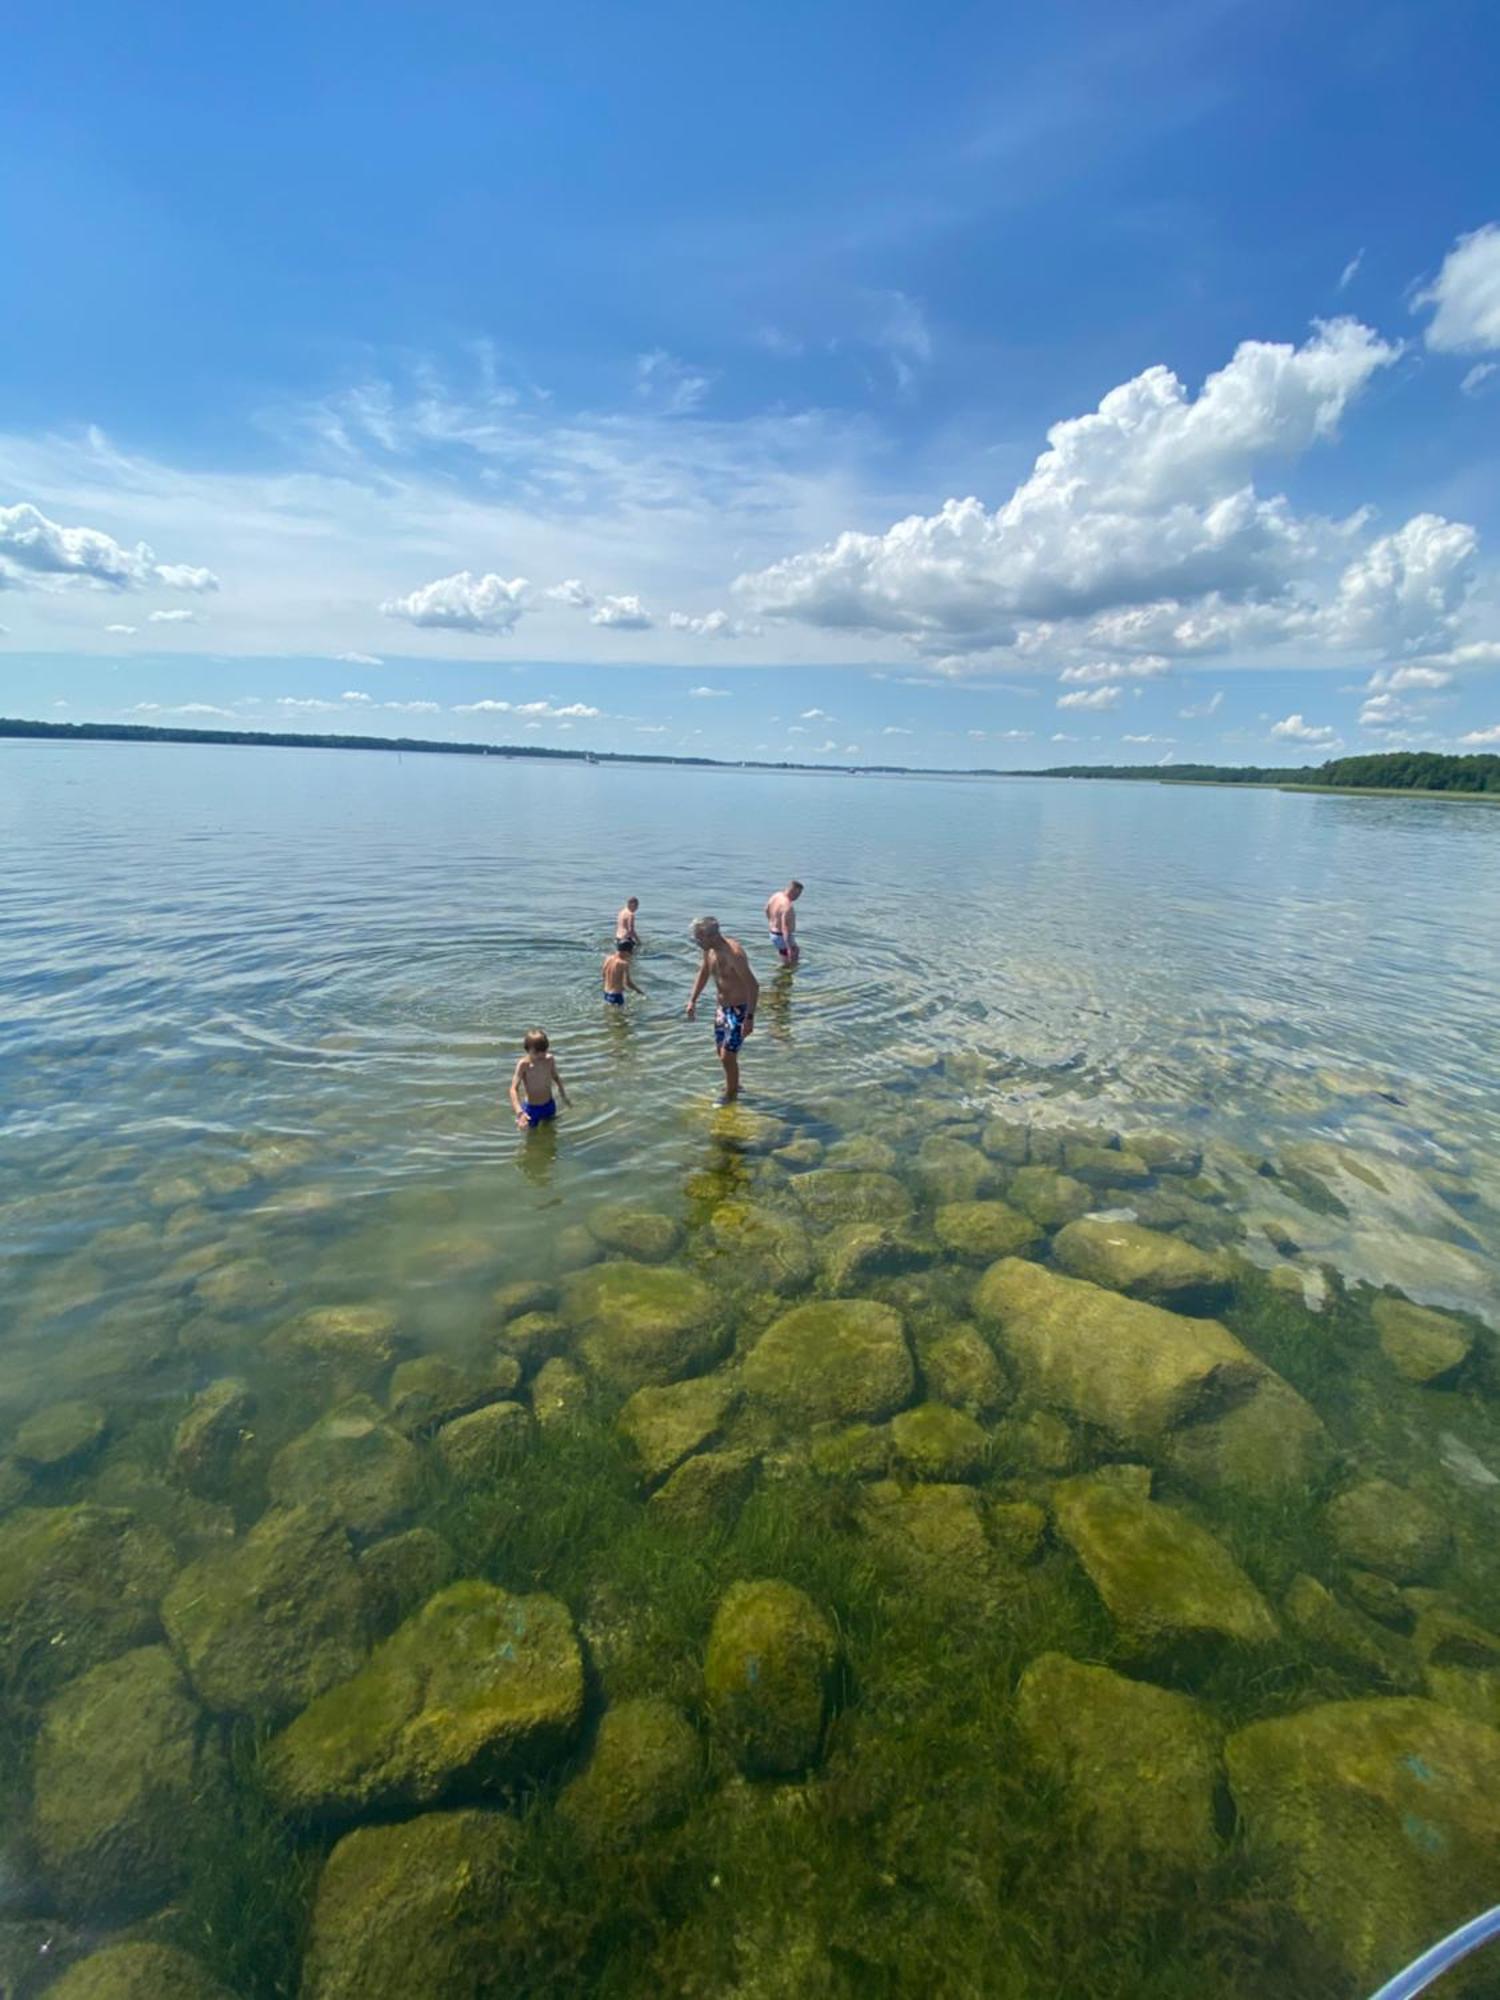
[691, 916, 722, 950]
[523, 1028, 550, 1054]
[787, 879, 804, 901]
[626, 896, 639, 912]
[616, 937, 636, 956]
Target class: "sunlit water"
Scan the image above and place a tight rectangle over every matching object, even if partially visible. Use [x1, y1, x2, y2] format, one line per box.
[2, 741, 1500, 1998]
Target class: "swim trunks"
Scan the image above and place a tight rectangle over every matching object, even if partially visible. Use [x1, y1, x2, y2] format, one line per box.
[615, 937, 634, 950]
[714, 1003, 747, 1053]
[603, 989, 625, 1007]
[521, 1098, 557, 1127]
[770, 929, 793, 959]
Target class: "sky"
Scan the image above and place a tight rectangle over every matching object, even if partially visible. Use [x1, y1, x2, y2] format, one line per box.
[2, 0, 1499, 769]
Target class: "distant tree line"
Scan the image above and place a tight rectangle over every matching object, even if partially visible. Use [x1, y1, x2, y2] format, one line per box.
[1037, 750, 1500, 793]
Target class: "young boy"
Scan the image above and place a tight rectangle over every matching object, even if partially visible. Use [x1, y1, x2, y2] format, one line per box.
[602, 937, 642, 1008]
[509, 1028, 571, 1131]
[616, 896, 640, 948]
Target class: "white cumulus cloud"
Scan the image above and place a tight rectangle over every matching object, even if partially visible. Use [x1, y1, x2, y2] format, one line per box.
[1362, 664, 1452, 691]
[591, 594, 652, 630]
[1058, 686, 1122, 711]
[0, 502, 219, 593]
[1177, 690, 1223, 718]
[381, 570, 528, 634]
[148, 608, 199, 624]
[1459, 724, 1500, 745]
[546, 579, 594, 608]
[1417, 223, 1500, 354]
[341, 690, 372, 703]
[882, 725, 912, 735]
[1058, 656, 1170, 683]
[668, 609, 732, 637]
[104, 623, 137, 635]
[1271, 713, 1339, 745]
[1322, 514, 1477, 656]
[688, 685, 729, 698]
[337, 650, 383, 666]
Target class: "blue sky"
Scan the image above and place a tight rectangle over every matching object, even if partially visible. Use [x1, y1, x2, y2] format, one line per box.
[2, 0, 1498, 767]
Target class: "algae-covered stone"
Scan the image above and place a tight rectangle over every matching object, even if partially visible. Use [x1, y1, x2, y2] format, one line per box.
[1062, 1141, 1151, 1187]
[163, 1503, 369, 1721]
[0, 1456, 32, 1516]
[1373, 1296, 1473, 1385]
[989, 1498, 1046, 1566]
[1053, 1473, 1278, 1660]
[191, 1254, 286, 1316]
[974, 1258, 1263, 1452]
[650, 1448, 759, 1528]
[15, 1401, 107, 1473]
[491, 1278, 558, 1323]
[1052, 1218, 1234, 1312]
[979, 1117, 1030, 1166]
[1163, 1373, 1333, 1500]
[824, 1134, 898, 1173]
[933, 1201, 1042, 1264]
[913, 1135, 995, 1204]
[171, 1378, 255, 1496]
[1015, 1652, 1222, 1866]
[265, 1304, 402, 1383]
[809, 1421, 892, 1479]
[994, 1408, 1078, 1474]
[0, 1505, 174, 1699]
[1006, 1165, 1093, 1229]
[264, 1581, 583, 1819]
[819, 1222, 925, 1292]
[531, 1356, 588, 1429]
[1283, 1573, 1422, 1691]
[920, 1326, 1009, 1417]
[742, 1299, 914, 1428]
[1325, 1478, 1452, 1582]
[435, 1400, 532, 1482]
[587, 1206, 684, 1263]
[704, 1579, 837, 1777]
[558, 1697, 701, 1849]
[889, 1401, 988, 1481]
[791, 1169, 913, 1229]
[1414, 1605, 1500, 1670]
[45, 1942, 234, 2000]
[495, 1310, 569, 1372]
[33, 1646, 216, 1918]
[707, 1202, 814, 1293]
[358, 1527, 455, 1638]
[1130, 1133, 1203, 1177]
[858, 1480, 996, 1596]
[300, 1809, 520, 2000]
[1226, 1698, 1500, 1992]
[773, 1136, 824, 1171]
[267, 1396, 422, 1540]
[565, 1261, 723, 1391]
[386, 1352, 519, 1435]
[618, 1375, 738, 1487]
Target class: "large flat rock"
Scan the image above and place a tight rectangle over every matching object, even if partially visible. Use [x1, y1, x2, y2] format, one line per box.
[742, 1300, 914, 1428]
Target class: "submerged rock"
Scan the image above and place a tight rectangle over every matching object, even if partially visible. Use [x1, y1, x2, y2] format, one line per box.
[707, 1202, 815, 1294]
[819, 1222, 926, 1293]
[44, 1942, 235, 2000]
[1282, 1575, 1421, 1692]
[824, 1134, 898, 1173]
[1006, 1165, 1093, 1229]
[1373, 1296, 1473, 1385]
[919, 1325, 1009, 1417]
[587, 1205, 684, 1263]
[618, 1375, 738, 1487]
[530, 1355, 588, 1428]
[33, 1645, 217, 1919]
[385, 1352, 520, 1435]
[358, 1527, 456, 1638]
[650, 1447, 759, 1528]
[742, 1300, 914, 1428]
[1163, 1372, 1333, 1500]
[14, 1400, 108, 1474]
[1130, 1133, 1203, 1177]
[434, 1400, 532, 1481]
[705, 1579, 838, 1777]
[1226, 1697, 1500, 1992]
[1325, 1478, 1452, 1583]
[0, 1504, 174, 1699]
[300, 1809, 521, 2000]
[265, 1304, 403, 1385]
[790, 1169, 913, 1230]
[495, 1310, 570, 1372]
[913, 1136, 996, 1204]
[1053, 1473, 1279, 1660]
[1015, 1652, 1222, 1867]
[558, 1697, 701, 1849]
[171, 1377, 255, 1496]
[564, 1261, 723, 1391]
[491, 1278, 558, 1323]
[979, 1117, 1030, 1166]
[933, 1201, 1041, 1263]
[810, 1422, 893, 1479]
[162, 1503, 370, 1721]
[267, 1396, 422, 1540]
[888, 1401, 988, 1481]
[1051, 1218, 1235, 1312]
[857, 1480, 996, 1596]
[264, 1581, 583, 1819]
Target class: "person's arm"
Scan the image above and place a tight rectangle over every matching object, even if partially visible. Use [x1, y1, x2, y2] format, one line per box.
[509, 1062, 527, 1128]
[742, 961, 761, 1037]
[685, 952, 711, 1018]
[628, 970, 642, 994]
[550, 1055, 571, 1105]
[782, 903, 796, 939]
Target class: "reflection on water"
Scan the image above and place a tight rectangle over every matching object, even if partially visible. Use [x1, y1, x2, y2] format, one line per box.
[1, 743, 1499, 1998]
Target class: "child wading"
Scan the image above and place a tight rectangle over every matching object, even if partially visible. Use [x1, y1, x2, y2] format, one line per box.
[602, 936, 642, 1009]
[509, 1028, 571, 1131]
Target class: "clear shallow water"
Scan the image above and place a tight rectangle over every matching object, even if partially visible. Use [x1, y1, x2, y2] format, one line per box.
[3, 741, 1500, 1999]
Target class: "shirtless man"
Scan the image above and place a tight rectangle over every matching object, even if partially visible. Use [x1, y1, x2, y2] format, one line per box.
[685, 915, 760, 1101]
[764, 880, 803, 965]
[615, 896, 640, 948]
[602, 937, 642, 1009]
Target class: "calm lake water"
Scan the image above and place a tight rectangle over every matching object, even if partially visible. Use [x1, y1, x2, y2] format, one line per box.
[2, 741, 1500, 2000]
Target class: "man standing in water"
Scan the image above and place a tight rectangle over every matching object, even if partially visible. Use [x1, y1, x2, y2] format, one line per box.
[616, 895, 640, 948]
[685, 916, 760, 1101]
[764, 879, 803, 965]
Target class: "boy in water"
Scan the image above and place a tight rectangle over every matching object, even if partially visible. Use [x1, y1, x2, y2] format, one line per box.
[764, 879, 803, 965]
[616, 896, 640, 948]
[509, 1028, 571, 1131]
[602, 937, 642, 1008]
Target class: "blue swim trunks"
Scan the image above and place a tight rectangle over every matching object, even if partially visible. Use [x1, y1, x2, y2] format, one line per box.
[770, 929, 793, 959]
[714, 1003, 747, 1053]
[603, 989, 625, 1007]
[521, 1098, 556, 1127]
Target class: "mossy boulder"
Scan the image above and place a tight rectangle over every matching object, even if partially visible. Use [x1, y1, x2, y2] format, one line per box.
[267, 1397, 423, 1540]
[495, 1310, 570, 1372]
[650, 1448, 759, 1528]
[979, 1117, 1030, 1166]
[265, 1304, 403, 1385]
[707, 1203, 814, 1293]
[1061, 1141, 1151, 1187]
[1015, 1653, 1222, 1866]
[564, 1261, 723, 1391]
[1283, 1575, 1421, 1692]
[491, 1278, 558, 1323]
[45, 1943, 234, 2000]
[15, 1401, 107, 1473]
[1052, 1218, 1235, 1312]
[809, 1422, 893, 1480]
[170, 1378, 255, 1496]
[1006, 1165, 1093, 1229]
[742, 1300, 914, 1428]
[299, 1809, 521, 2000]
[264, 1581, 583, 1819]
[587, 1206, 684, 1263]
[773, 1136, 825, 1171]
[791, 1169, 913, 1230]
[0, 1505, 175, 1699]
[974, 1258, 1265, 1453]
[618, 1375, 738, 1487]
[913, 1135, 996, 1204]
[386, 1352, 520, 1434]
[1325, 1479, 1452, 1582]
[1226, 1698, 1500, 1992]
[933, 1201, 1042, 1264]
[824, 1134, 898, 1173]
[358, 1527, 456, 1638]
[1053, 1473, 1279, 1661]
[889, 1401, 988, 1481]
[994, 1407, 1079, 1474]
[704, 1579, 838, 1777]
[919, 1326, 1009, 1417]
[162, 1504, 370, 1721]
[33, 1646, 217, 1919]
[434, 1401, 532, 1482]
[819, 1222, 926, 1292]
[557, 1697, 701, 1850]
[1163, 1372, 1333, 1500]
[1130, 1133, 1203, 1177]
[1373, 1296, 1473, 1385]
[857, 1480, 996, 1597]
[531, 1356, 588, 1429]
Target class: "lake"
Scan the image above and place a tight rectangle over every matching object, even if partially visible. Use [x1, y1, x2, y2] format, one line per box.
[2, 740, 1499, 1999]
